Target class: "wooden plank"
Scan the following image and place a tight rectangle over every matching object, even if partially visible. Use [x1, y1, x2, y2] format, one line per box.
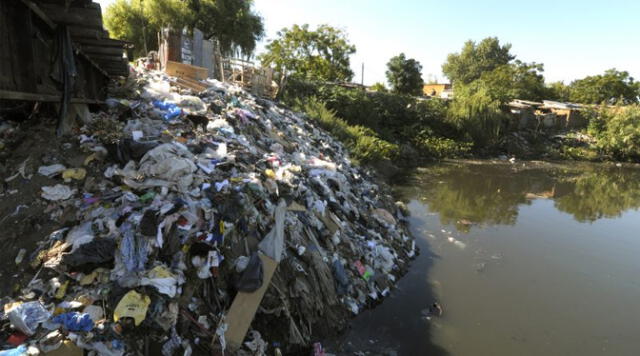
[69, 26, 107, 40]
[80, 45, 125, 56]
[19, 0, 56, 29]
[2, 1, 38, 93]
[225, 253, 279, 350]
[73, 46, 110, 78]
[165, 61, 209, 81]
[38, 3, 103, 29]
[0, 90, 102, 104]
[74, 38, 130, 48]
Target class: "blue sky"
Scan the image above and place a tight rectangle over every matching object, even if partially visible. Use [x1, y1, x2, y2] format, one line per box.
[96, 0, 640, 85]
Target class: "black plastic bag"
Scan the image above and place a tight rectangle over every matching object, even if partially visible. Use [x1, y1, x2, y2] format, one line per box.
[235, 252, 264, 292]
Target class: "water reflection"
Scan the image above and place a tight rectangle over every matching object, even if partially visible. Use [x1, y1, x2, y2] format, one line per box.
[406, 162, 640, 231]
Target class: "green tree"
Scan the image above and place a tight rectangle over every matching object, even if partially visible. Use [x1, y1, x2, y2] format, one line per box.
[260, 24, 356, 82]
[104, 0, 158, 58]
[104, 0, 264, 59]
[447, 81, 507, 148]
[569, 69, 640, 104]
[144, 0, 193, 30]
[590, 105, 640, 160]
[385, 53, 424, 96]
[442, 37, 514, 85]
[189, 0, 264, 56]
[370, 82, 388, 92]
[477, 61, 547, 102]
[547, 81, 571, 102]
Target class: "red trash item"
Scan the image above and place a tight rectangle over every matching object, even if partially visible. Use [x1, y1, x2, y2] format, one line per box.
[354, 260, 366, 275]
[7, 331, 27, 346]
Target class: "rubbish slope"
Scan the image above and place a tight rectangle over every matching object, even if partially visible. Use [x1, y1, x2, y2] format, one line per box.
[0, 67, 415, 355]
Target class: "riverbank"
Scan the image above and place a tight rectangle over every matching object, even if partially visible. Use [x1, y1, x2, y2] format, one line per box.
[282, 80, 640, 170]
[0, 68, 416, 355]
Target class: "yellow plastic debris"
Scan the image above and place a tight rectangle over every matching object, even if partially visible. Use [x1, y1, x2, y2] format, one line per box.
[265, 169, 276, 180]
[79, 271, 99, 286]
[84, 153, 99, 166]
[147, 265, 173, 279]
[62, 168, 87, 182]
[55, 280, 70, 299]
[114, 290, 150, 326]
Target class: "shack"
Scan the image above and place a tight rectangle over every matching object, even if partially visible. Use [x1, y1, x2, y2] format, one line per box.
[0, 0, 129, 103]
[540, 100, 587, 129]
[508, 99, 543, 129]
[1, 0, 129, 134]
[158, 28, 277, 97]
[508, 99, 587, 131]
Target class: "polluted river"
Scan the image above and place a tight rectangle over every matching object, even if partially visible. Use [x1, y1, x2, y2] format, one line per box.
[337, 161, 640, 356]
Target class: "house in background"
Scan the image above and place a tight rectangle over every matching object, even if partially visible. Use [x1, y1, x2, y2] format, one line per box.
[423, 83, 453, 98]
[158, 28, 217, 78]
[508, 99, 587, 130]
[158, 28, 277, 97]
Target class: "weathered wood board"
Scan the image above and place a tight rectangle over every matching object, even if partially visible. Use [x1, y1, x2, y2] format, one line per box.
[224, 253, 279, 350]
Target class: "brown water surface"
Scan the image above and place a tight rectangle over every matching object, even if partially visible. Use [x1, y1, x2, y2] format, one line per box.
[342, 161, 640, 356]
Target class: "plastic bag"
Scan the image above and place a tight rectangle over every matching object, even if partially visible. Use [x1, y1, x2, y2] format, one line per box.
[7, 301, 51, 335]
[0, 345, 27, 356]
[52, 312, 94, 331]
[332, 259, 350, 295]
[38, 164, 66, 177]
[140, 265, 178, 297]
[235, 252, 263, 292]
[41, 184, 76, 201]
[61, 238, 116, 268]
[113, 290, 150, 326]
[258, 200, 286, 262]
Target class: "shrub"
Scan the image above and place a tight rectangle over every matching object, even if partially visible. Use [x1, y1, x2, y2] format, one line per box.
[295, 97, 399, 163]
[447, 83, 509, 149]
[283, 79, 466, 162]
[415, 135, 472, 159]
[590, 105, 640, 161]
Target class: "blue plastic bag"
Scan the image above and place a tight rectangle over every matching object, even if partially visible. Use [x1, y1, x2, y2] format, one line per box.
[153, 100, 182, 120]
[0, 345, 27, 356]
[52, 312, 94, 332]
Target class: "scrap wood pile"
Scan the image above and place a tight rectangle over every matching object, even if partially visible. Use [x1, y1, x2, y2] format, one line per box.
[0, 65, 416, 355]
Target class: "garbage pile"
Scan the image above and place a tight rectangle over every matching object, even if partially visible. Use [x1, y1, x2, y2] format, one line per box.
[0, 67, 415, 355]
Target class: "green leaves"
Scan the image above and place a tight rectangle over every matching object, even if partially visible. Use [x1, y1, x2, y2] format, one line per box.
[590, 105, 640, 160]
[442, 37, 547, 149]
[260, 24, 356, 82]
[296, 97, 399, 163]
[104, 0, 158, 58]
[192, 0, 264, 56]
[569, 69, 639, 104]
[385, 53, 424, 96]
[442, 37, 514, 85]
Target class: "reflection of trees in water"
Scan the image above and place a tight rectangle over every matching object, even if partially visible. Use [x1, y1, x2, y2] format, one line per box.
[554, 168, 640, 222]
[411, 164, 640, 232]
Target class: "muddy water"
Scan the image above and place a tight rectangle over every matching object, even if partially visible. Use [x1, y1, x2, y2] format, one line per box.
[341, 161, 640, 356]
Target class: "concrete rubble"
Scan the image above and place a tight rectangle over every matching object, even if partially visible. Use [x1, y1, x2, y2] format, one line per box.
[0, 66, 415, 355]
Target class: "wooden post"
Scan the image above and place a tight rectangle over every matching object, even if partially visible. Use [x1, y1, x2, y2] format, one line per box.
[216, 40, 224, 82]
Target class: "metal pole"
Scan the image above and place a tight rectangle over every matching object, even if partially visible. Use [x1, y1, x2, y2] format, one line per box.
[361, 62, 364, 87]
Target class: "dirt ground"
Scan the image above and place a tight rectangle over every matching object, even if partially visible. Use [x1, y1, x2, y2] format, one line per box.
[0, 114, 101, 296]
